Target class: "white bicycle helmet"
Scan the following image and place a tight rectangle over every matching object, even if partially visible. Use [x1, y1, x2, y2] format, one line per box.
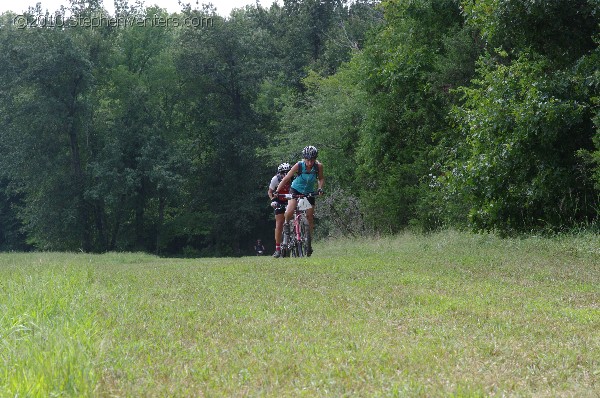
[277, 162, 291, 174]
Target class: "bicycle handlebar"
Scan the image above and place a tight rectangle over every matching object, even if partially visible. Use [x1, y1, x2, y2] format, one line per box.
[277, 192, 321, 200]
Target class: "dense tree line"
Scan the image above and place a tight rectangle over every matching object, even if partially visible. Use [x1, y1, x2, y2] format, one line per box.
[274, 0, 600, 235]
[0, 0, 598, 255]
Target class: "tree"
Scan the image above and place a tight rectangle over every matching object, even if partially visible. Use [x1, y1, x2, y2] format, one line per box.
[0, 28, 95, 250]
[350, 0, 478, 231]
[175, 9, 275, 255]
[461, 0, 598, 67]
[447, 51, 597, 232]
[87, 6, 188, 253]
[444, 0, 600, 232]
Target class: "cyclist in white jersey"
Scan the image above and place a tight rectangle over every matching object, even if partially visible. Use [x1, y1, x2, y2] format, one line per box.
[268, 162, 292, 258]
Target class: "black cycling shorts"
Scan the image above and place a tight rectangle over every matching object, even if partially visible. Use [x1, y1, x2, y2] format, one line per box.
[290, 188, 316, 206]
[273, 200, 287, 215]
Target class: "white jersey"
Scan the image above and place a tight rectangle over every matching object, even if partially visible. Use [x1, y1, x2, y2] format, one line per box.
[269, 174, 291, 195]
[269, 175, 280, 191]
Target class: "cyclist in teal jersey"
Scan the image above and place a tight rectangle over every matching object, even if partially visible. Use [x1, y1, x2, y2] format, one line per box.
[276, 146, 324, 254]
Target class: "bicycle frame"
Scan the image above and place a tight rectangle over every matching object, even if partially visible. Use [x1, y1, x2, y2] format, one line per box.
[294, 197, 311, 239]
[279, 193, 315, 258]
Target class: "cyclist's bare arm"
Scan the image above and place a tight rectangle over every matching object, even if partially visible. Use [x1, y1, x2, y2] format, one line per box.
[317, 162, 325, 191]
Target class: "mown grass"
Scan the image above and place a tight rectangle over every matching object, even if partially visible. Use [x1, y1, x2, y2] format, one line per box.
[1, 231, 598, 397]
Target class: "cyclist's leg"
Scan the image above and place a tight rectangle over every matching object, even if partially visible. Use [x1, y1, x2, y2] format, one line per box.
[284, 199, 297, 233]
[307, 206, 315, 237]
[306, 195, 316, 236]
[284, 199, 297, 223]
[273, 212, 284, 257]
[278, 200, 295, 257]
[306, 206, 315, 255]
[275, 213, 284, 244]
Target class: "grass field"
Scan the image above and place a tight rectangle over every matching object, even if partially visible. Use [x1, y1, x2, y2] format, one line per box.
[1, 231, 599, 397]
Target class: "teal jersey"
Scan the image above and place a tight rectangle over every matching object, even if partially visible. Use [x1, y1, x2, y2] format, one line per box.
[291, 161, 320, 194]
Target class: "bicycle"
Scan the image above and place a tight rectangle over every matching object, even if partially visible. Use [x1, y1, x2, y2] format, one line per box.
[278, 192, 317, 258]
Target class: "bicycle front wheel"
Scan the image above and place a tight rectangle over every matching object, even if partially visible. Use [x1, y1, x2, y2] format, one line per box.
[295, 240, 304, 257]
[300, 217, 310, 257]
[290, 237, 300, 257]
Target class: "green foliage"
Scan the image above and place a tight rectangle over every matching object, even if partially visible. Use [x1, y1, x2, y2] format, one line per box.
[351, 0, 477, 232]
[0, 0, 598, 252]
[315, 187, 370, 238]
[174, 9, 279, 255]
[274, 69, 367, 186]
[448, 51, 597, 232]
[0, 28, 94, 250]
[271, 0, 483, 233]
[87, 10, 187, 252]
[461, 0, 598, 66]
[0, 181, 29, 251]
[312, 0, 384, 75]
[576, 40, 600, 190]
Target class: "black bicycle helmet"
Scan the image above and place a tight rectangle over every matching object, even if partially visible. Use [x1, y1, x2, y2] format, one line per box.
[277, 162, 291, 174]
[302, 145, 318, 159]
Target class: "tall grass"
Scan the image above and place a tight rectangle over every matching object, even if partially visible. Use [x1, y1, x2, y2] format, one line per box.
[1, 231, 599, 396]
